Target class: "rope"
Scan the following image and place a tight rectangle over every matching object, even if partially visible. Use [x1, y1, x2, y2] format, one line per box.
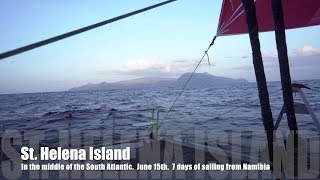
[0, 0, 177, 60]
[310, 88, 320, 94]
[170, 88, 282, 137]
[205, 50, 211, 65]
[157, 35, 218, 129]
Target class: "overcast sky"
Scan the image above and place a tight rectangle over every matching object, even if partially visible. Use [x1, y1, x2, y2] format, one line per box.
[0, 0, 319, 94]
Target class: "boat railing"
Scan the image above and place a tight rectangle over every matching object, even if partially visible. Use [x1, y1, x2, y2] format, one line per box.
[0, 108, 161, 166]
[0, 108, 160, 146]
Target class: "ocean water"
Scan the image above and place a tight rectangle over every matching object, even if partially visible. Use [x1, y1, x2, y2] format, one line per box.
[0, 80, 320, 150]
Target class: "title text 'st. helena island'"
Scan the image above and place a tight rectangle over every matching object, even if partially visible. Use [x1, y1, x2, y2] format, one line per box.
[21, 147, 131, 161]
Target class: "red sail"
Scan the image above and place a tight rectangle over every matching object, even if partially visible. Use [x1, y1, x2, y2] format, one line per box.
[217, 0, 320, 36]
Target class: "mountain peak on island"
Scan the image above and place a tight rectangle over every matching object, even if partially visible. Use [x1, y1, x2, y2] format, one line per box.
[69, 72, 248, 91]
[177, 72, 248, 87]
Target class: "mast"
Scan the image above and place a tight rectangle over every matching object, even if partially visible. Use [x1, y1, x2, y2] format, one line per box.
[241, 0, 275, 160]
[271, 0, 298, 131]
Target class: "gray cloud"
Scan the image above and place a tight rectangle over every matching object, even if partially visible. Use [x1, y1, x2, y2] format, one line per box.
[97, 59, 200, 77]
[295, 45, 320, 56]
[232, 53, 320, 81]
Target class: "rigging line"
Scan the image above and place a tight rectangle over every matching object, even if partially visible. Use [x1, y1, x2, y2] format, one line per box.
[310, 88, 320, 94]
[0, 0, 177, 60]
[218, 1, 243, 33]
[205, 50, 210, 65]
[171, 88, 282, 137]
[219, 0, 259, 34]
[219, 28, 230, 35]
[219, 8, 245, 34]
[157, 35, 218, 129]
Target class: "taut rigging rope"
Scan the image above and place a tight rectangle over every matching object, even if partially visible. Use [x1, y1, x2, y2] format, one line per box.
[157, 35, 218, 129]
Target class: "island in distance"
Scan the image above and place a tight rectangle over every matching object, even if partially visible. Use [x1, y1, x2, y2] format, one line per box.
[69, 72, 248, 91]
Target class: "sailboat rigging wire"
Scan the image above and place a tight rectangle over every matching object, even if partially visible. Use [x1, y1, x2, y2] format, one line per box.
[158, 35, 218, 129]
[0, 0, 177, 60]
[310, 88, 320, 94]
[171, 88, 282, 137]
[205, 50, 211, 65]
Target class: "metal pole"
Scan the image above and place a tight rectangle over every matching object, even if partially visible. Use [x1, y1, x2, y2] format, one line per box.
[68, 118, 71, 148]
[0, 123, 3, 162]
[271, 0, 298, 131]
[298, 89, 320, 131]
[157, 110, 160, 138]
[112, 112, 115, 145]
[274, 105, 285, 130]
[157, 110, 160, 124]
[151, 109, 156, 139]
[242, 0, 275, 161]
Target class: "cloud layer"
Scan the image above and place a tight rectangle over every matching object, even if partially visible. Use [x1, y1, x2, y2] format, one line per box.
[296, 45, 320, 56]
[261, 45, 320, 59]
[97, 45, 320, 81]
[98, 59, 199, 77]
[234, 45, 320, 81]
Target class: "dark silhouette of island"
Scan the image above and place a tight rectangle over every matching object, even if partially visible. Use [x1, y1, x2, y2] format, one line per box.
[69, 72, 248, 91]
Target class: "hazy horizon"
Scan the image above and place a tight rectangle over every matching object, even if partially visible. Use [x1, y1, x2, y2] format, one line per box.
[0, 74, 319, 96]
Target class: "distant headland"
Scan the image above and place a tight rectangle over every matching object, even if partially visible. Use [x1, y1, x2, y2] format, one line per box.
[69, 72, 248, 91]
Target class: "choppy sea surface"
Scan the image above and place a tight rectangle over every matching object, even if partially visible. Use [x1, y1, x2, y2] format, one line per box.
[0, 80, 320, 151]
